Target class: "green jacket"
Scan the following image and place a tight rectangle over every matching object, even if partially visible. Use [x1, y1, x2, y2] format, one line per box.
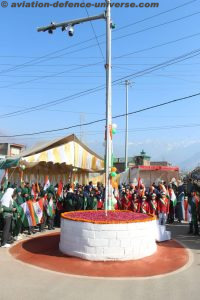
[16, 195, 24, 206]
[2, 204, 13, 218]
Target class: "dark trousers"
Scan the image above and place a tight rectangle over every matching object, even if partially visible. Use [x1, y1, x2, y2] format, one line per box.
[13, 220, 22, 237]
[47, 217, 54, 229]
[189, 221, 199, 234]
[28, 226, 36, 234]
[39, 214, 47, 232]
[2, 216, 12, 246]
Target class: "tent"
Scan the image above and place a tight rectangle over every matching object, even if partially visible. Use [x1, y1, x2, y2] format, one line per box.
[0, 134, 104, 185]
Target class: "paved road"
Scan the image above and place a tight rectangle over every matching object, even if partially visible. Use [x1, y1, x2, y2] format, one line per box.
[0, 224, 199, 300]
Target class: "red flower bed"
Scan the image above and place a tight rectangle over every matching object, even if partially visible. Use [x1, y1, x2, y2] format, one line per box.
[61, 210, 156, 224]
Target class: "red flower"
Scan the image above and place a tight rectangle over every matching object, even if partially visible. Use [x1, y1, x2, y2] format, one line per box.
[61, 210, 156, 224]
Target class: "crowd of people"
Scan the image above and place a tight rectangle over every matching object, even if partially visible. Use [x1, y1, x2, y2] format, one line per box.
[0, 178, 200, 248]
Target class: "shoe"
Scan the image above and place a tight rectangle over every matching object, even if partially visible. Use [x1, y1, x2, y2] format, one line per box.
[16, 236, 23, 241]
[7, 239, 14, 244]
[1, 244, 11, 248]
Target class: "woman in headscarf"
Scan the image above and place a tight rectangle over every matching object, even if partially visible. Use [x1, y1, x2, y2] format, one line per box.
[0, 188, 16, 248]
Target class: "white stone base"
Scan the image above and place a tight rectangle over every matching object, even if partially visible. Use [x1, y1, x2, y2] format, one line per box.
[155, 221, 171, 242]
[59, 218, 158, 261]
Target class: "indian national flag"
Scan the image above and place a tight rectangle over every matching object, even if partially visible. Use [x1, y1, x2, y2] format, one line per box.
[169, 189, 177, 207]
[33, 199, 44, 224]
[47, 199, 55, 217]
[137, 177, 142, 190]
[44, 176, 50, 191]
[57, 180, 63, 197]
[20, 201, 37, 227]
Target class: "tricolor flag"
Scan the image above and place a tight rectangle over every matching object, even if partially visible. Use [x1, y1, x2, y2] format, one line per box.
[20, 201, 37, 227]
[46, 199, 55, 217]
[44, 176, 50, 191]
[36, 182, 40, 194]
[137, 177, 145, 197]
[56, 180, 64, 210]
[137, 177, 142, 190]
[169, 188, 177, 207]
[57, 180, 63, 198]
[33, 199, 44, 224]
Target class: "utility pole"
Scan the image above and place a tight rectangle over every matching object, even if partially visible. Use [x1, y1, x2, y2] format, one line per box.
[37, 0, 114, 214]
[105, 0, 112, 213]
[124, 80, 131, 171]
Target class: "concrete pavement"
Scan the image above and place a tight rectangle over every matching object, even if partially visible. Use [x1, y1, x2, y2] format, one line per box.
[0, 224, 199, 300]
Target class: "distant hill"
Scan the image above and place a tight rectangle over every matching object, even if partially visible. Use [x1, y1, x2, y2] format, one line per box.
[178, 152, 200, 171]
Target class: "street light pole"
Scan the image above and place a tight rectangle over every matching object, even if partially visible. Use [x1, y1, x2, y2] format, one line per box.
[105, 0, 112, 213]
[37, 0, 113, 214]
[124, 80, 130, 171]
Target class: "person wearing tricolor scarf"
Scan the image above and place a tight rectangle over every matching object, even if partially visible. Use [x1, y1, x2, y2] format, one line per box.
[121, 189, 132, 211]
[158, 192, 169, 225]
[148, 193, 158, 216]
[140, 196, 149, 214]
[132, 193, 140, 213]
[188, 192, 199, 235]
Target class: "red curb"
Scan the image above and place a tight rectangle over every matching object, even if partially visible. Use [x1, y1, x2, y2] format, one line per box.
[10, 233, 189, 278]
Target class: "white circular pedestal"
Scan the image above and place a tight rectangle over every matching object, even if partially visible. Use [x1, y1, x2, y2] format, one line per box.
[59, 215, 157, 261]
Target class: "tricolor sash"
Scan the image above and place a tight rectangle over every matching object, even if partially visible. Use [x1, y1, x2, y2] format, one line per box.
[150, 201, 157, 211]
[160, 198, 167, 206]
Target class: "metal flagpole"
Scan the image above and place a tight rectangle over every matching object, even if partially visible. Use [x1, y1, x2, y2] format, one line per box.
[125, 80, 129, 171]
[105, 0, 112, 215]
[124, 80, 132, 171]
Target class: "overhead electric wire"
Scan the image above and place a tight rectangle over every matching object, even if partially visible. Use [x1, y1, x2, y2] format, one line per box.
[0, 0, 197, 76]
[0, 61, 103, 89]
[112, 48, 200, 84]
[0, 92, 199, 137]
[112, 11, 200, 45]
[0, 47, 200, 119]
[1, 31, 199, 80]
[1, 26, 200, 88]
[83, 1, 105, 61]
[0, 39, 98, 75]
[114, 32, 200, 61]
[7, 122, 200, 142]
[114, 0, 198, 33]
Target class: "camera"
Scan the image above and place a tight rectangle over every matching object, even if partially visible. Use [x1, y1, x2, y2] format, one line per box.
[68, 25, 74, 37]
